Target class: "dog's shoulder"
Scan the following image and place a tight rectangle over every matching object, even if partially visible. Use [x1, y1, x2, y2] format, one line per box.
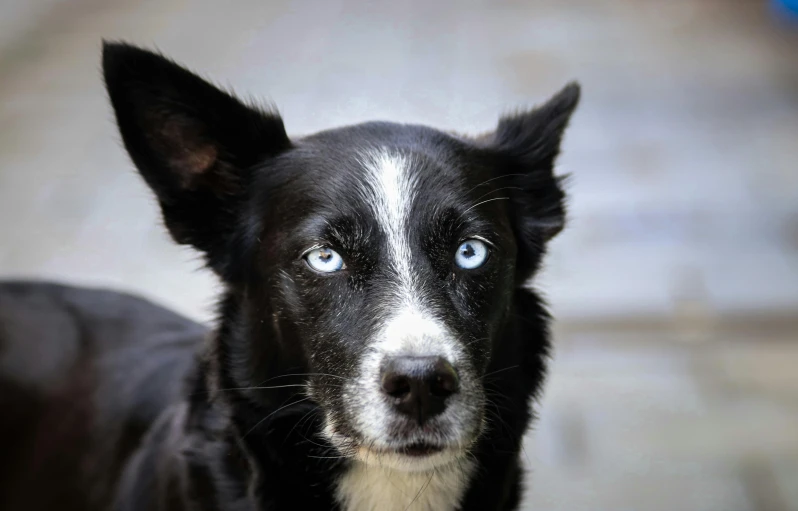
[0, 281, 206, 511]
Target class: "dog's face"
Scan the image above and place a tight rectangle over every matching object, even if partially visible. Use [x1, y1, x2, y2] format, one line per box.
[260, 132, 519, 471]
[103, 43, 578, 472]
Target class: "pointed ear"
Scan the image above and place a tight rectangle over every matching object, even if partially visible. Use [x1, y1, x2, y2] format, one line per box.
[491, 82, 580, 244]
[102, 42, 290, 275]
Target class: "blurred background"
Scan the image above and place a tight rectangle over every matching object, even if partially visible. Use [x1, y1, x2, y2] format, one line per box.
[1, 0, 797, 509]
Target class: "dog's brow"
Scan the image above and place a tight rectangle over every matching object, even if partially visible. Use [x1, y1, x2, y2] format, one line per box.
[296, 214, 373, 251]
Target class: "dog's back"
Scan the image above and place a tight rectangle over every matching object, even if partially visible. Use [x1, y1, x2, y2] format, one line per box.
[0, 281, 205, 511]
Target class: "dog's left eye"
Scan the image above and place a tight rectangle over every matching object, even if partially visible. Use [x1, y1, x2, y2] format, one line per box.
[305, 247, 345, 273]
[454, 239, 489, 270]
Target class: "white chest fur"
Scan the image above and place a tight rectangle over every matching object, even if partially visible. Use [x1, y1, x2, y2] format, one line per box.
[335, 460, 474, 511]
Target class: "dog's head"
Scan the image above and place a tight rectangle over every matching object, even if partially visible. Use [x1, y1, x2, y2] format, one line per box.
[103, 43, 578, 472]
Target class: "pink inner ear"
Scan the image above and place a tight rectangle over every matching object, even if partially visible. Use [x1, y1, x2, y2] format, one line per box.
[151, 114, 219, 188]
[171, 143, 218, 184]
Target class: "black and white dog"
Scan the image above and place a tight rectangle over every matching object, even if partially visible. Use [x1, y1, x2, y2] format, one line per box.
[0, 43, 579, 511]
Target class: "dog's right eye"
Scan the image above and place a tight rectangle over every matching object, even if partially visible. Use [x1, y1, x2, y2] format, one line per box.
[454, 239, 490, 270]
[304, 247, 345, 273]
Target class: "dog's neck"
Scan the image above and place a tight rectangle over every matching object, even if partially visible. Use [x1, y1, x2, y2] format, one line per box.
[334, 459, 475, 511]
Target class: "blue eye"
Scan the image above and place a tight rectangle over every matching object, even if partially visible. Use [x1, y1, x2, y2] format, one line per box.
[305, 247, 345, 273]
[454, 239, 489, 269]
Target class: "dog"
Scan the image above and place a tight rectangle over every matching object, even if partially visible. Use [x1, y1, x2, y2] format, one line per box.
[0, 42, 579, 511]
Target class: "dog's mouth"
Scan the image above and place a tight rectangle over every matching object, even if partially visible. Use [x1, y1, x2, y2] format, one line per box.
[399, 441, 444, 457]
[360, 441, 445, 458]
[352, 439, 457, 469]
[329, 429, 446, 458]
[326, 426, 458, 466]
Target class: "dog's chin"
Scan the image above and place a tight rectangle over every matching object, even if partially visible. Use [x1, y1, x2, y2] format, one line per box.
[331, 434, 468, 472]
[356, 443, 465, 472]
[324, 422, 478, 472]
[321, 402, 485, 472]
[322, 421, 470, 472]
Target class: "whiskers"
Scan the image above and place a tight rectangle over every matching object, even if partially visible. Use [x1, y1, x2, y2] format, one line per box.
[469, 186, 523, 205]
[461, 197, 510, 215]
[456, 174, 525, 221]
[464, 173, 527, 196]
[481, 364, 520, 381]
[205, 372, 345, 395]
[242, 396, 313, 439]
[213, 383, 329, 393]
[304, 429, 362, 463]
[405, 469, 436, 511]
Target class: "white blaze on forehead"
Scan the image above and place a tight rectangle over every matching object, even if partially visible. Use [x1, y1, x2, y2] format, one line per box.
[358, 149, 459, 357]
[358, 150, 419, 308]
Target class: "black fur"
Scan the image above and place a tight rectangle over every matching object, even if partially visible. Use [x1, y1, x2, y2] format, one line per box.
[0, 42, 579, 511]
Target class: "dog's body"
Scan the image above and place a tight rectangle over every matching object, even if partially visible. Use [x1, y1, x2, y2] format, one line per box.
[0, 43, 579, 511]
[0, 283, 204, 510]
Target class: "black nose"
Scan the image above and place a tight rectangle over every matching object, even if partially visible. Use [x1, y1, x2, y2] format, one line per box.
[380, 356, 460, 425]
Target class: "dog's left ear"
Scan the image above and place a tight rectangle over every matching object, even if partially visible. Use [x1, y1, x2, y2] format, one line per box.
[488, 83, 580, 272]
[102, 41, 291, 279]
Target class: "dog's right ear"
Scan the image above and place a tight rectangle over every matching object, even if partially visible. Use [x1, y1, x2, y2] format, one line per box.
[102, 42, 290, 276]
